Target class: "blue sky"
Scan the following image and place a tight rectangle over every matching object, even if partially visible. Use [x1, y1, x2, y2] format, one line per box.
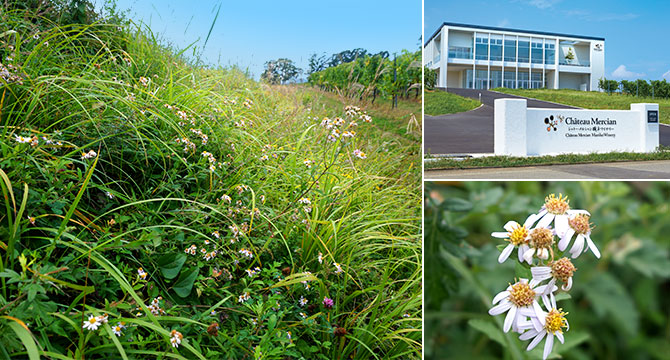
[95, 0, 420, 79]
[425, 0, 670, 81]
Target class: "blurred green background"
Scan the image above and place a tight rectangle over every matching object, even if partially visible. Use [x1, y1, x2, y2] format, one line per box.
[424, 181, 670, 360]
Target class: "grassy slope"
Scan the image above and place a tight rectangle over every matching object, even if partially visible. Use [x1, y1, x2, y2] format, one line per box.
[495, 88, 670, 124]
[425, 149, 670, 170]
[424, 90, 480, 116]
[0, 9, 421, 360]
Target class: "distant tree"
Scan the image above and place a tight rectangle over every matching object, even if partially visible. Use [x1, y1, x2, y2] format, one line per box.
[327, 48, 368, 67]
[598, 78, 619, 94]
[307, 53, 328, 75]
[261, 58, 302, 84]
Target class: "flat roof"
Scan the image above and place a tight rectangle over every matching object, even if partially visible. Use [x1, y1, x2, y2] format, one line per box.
[424, 22, 605, 47]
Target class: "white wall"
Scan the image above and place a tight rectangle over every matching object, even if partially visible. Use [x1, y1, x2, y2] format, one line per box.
[590, 40, 605, 91]
[447, 70, 462, 88]
[559, 73, 584, 90]
[448, 31, 473, 48]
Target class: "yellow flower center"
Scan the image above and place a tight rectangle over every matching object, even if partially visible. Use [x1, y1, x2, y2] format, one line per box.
[544, 309, 568, 334]
[507, 225, 529, 246]
[89, 318, 97, 324]
[550, 257, 576, 282]
[569, 214, 591, 234]
[529, 227, 554, 249]
[544, 193, 570, 215]
[508, 282, 536, 307]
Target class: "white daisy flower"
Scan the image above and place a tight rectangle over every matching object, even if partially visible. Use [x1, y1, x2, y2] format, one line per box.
[112, 322, 125, 336]
[525, 194, 589, 237]
[488, 278, 558, 334]
[522, 227, 556, 263]
[82, 315, 101, 331]
[558, 213, 600, 259]
[518, 308, 569, 360]
[169, 330, 183, 348]
[530, 257, 577, 294]
[491, 219, 534, 263]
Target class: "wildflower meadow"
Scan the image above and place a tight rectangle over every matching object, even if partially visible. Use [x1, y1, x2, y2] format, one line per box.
[0, 3, 421, 359]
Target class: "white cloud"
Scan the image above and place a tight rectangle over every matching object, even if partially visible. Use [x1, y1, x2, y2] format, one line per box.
[497, 19, 510, 27]
[611, 65, 645, 79]
[514, 0, 562, 9]
[662, 70, 670, 80]
[562, 9, 638, 21]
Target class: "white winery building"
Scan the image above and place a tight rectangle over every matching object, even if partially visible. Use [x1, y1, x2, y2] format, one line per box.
[424, 22, 605, 91]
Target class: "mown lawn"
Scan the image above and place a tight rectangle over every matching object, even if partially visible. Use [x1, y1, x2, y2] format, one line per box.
[424, 148, 670, 169]
[494, 88, 670, 124]
[424, 90, 481, 116]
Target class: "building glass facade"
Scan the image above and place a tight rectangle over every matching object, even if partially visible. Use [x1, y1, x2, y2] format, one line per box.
[518, 39, 530, 63]
[504, 39, 516, 62]
[475, 34, 489, 60]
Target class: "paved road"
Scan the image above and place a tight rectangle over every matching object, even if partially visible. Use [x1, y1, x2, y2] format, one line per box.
[425, 160, 670, 179]
[425, 88, 670, 155]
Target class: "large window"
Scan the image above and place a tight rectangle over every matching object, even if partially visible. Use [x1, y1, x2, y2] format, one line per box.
[475, 70, 488, 89]
[475, 35, 489, 60]
[518, 39, 530, 63]
[490, 70, 502, 88]
[544, 42, 555, 64]
[504, 39, 516, 62]
[448, 46, 472, 59]
[504, 71, 516, 88]
[490, 36, 503, 61]
[518, 71, 529, 89]
[531, 72, 543, 88]
[531, 39, 543, 64]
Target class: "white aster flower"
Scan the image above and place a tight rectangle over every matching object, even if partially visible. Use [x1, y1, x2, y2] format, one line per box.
[489, 278, 557, 334]
[522, 227, 556, 263]
[169, 330, 183, 348]
[82, 315, 101, 331]
[491, 219, 534, 263]
[518, 307, 568, 360]
[525, 194, 589, 237]
[530, 257, 577, 293]
[558, 213, 600, 259]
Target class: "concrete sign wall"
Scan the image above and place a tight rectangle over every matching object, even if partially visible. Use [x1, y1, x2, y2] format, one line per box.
[494, 99, 659, 156]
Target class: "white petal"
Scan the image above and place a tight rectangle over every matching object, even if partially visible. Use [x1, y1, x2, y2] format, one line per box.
[523, 248, 536, 263]
[558, 228, 574, 251]
[551, 293, 557, 309]
[562, 277, 573, 291]
[533, 301, 546, 325]
[542, 294, 552, 311]
[519, 328, 539, 341]
[518, 244, 529, 262]
[491, 231, 509, 238]
[586, 234, 601, 258]
[489, 300, 512, 316]
[537, 213, 555, 229]
[498, 244, 515, 263]
[531, 266, 552, 279]
[523, 213, 541, 228]
[568, 209, 590, 216]
[570, 234, 585, 258]
[537, 248, 549, 260]
[519, 307, 536, 317]
[517, 320, 534, 330]
[503, 220, 520, 232]
[554, 215, 569, 237]
[504, 305, 517, 332]
[492, 290, 510, 305]
[531, 314, 543, 332]
[527, 330, 546, 351]
[556, 331, 564, 344]
[543, 333, 554, 360]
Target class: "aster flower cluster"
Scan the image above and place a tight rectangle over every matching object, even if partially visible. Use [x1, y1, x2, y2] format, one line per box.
[488, 193, 599, 359]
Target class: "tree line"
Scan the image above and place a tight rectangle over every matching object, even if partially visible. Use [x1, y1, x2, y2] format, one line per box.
[599, 78, 670, 98]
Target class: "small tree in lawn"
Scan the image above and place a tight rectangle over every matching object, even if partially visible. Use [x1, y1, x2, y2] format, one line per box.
[261, 58, 302, 84]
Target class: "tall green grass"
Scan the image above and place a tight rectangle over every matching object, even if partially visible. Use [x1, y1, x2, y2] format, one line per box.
[0, 6, 421, 359]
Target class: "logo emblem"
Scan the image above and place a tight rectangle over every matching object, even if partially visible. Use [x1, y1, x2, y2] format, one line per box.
[544, 115, 564, 132]
[594, 44, 603, 51]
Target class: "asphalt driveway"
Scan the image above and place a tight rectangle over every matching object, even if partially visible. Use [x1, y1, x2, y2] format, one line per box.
[425, 88, 670, 155]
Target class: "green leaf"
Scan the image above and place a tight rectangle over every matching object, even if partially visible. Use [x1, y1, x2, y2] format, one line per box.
[468, 319, 507, 348]
[157, 253, 187, 280]
[514, 261, 531, 280]
[1, 316, 40, 360]
[440, 198, 472, 212]
[582, 272, 638, 335]
[173, 267, 199, 297]
[554, 292, 572, 302]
